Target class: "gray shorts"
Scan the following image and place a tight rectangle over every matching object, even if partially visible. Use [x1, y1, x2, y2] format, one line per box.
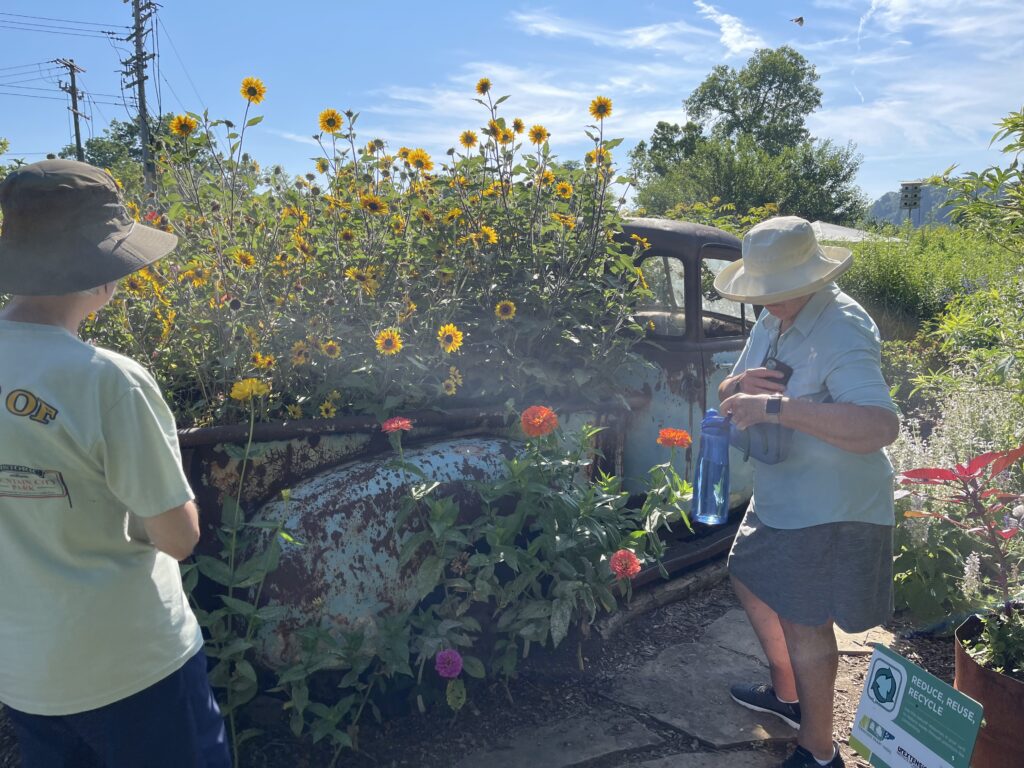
[727, 510, 894, 632]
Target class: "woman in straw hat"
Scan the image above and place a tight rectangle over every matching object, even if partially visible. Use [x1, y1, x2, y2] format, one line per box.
[715, 217, 900, 768]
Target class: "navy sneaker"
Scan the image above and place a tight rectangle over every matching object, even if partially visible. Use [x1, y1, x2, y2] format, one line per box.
[729, 682, 801, 729]
[779, 741, 845, 767]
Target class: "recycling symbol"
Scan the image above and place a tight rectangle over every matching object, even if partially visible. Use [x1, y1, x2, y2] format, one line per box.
[871, 667, 898, 705]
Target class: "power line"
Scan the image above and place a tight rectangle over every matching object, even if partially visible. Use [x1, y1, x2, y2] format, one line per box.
[0, 60, 58, 72]
[0, 82, 128, 99]
[0, 11, 128, 28]
[0, 90, 130, 107]
[0, 23, 118, 39]
[157, 18, 205, 110]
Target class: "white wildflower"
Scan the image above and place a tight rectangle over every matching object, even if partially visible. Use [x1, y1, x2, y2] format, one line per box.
[962, 552, 982, 599]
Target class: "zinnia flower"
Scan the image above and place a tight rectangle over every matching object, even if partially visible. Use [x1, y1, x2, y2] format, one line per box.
[459, 130, 478, 149]
[475, 78, 491, 96]
[319, 108, 344, 134]
[495, 300, 516, 320]
[656, 428, 692, 449]
[438, 323, 464, 353]
[240, 77, 266, 104]
[589, 96, 613, 121]
[381, 416, 414, 433]
[609, 549, 641, 580]
[375, 328, 403, 356]
[170, 114, 198, 137]
[555, 181, 573, 199]
[528, 125, 549, 145]
[435, 648, 463, 679]
[520, 405, 558, 437]
[230, 378, 270, 402]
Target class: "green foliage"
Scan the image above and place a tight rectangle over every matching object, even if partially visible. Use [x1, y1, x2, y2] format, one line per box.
[57, 115, 173, 195]
[661, 197, 779, 236]
[629, 120, 703, 181]
[838, 225, 1022, 328]
[684, 46, 821, 154]
[966, 610, 1024, 679]
[881, 336, 945, 421]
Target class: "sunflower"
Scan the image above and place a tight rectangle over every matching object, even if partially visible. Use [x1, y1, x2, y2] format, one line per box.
[459, 130, 478, 149]
[550, 212, 576, 229]
[496, 128, 514, 145]
[495, 300, 516, 321]
[536, 169, 555, 186]
[290, 340, 311, 366]
[511, 117, 525, 134]
[233, 250, 256, 269]
[555, 181, 573, 199]
[444, 207, 463, 224]
[586, 146, 610, 165]
[630, 233, 651, 251]
[442, 379, 457, 396]
[240, 77, 266, 104]
[230, 378, 270, 402]
[398, 297, 417, 322]
[475, 77, 491, 95]
[407, 148, 434, 172]
[375, 328, 403, 356]
[437, 323, 464, 354]
[528, 125, 550, 145]
[589, 96, 613, 120]
[251, 351, 276, 370]
[448, 366, 464, 386]
[319, 401, 338, 419]
[345, 266, 379, 296]
[397, 146, 412, 160]
[416, 208, 434, 225]
[360, 193, 389, 215]
[318, 108, 344, 134]
[340, 228, 356, 242]
[320, 339, 342, 359]
[170, 114, 198, 137]
[479, 225, 498, 245]
[285, 403, 303, 420]
[315, 157, 330, 174]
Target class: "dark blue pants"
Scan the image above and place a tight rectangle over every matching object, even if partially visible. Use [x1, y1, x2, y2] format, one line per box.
[5, 649, 231, 768]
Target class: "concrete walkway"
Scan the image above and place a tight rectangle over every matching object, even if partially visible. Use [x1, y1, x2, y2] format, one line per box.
[453, 603, 892, 768]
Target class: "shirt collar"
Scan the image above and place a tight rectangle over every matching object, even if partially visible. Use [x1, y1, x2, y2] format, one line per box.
[762, 283, 838, 338]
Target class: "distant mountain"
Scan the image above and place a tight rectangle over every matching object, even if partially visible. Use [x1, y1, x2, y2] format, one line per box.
[869, 184, 954, 227]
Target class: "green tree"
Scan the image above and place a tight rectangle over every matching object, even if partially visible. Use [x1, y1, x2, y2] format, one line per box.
[59, 114, 173, 188]
[684, 45, 821, 154]
[630, 120, 703, 181]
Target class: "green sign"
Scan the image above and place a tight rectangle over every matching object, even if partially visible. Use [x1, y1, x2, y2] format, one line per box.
[851, 645, 982, 768]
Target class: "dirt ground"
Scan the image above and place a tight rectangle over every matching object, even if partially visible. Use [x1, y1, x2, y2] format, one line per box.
[0, 566, 957, 768]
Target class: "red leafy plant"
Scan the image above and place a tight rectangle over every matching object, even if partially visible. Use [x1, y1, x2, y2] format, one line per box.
[898, 443, 1024, 621]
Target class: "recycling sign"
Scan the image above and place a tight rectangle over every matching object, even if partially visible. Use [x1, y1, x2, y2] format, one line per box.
[851, 645, 982, 768]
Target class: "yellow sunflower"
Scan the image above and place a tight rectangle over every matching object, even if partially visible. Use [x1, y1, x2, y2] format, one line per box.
[285, 403, 303, 419]
[375, 328, 403, 356]
[589, 96, 613, 120]
[536, 169, 555, 186]
[475, 77, 492, 95]
[555, 181, 573, 199]
[444, 207, 463, 224]
[316, 157, 330, 173]
[437, 323, 464, 354]
[319, 401, 337, 418]
[319, 108, 344, 134]
[407, 148, 434, 172]
[398, 297, 417, 322]
[442, 379, 457, 396]
[345, 266, 379, 296]
[340, 228, 355, 242]
[479, 225, 498, 245]
[233, 250, 256, 269]
[495, 300, 516, 320]
[528, 124, 550, 145]
[551, 212, 577, 229]
[360, 193, 389, 215]
[416, 208, 434, 225]
[585, 146, 610, 165]
[448, 366, 464, 386]
[496, 128, 514, 145]
[230, 378, 270, 402]
[512, 117, 525, 134]
[320, 339, 342, 359]
[251, 351, 276, 370]
[170, 114, 198, 137]
[459, 130, 478, 149]
[397, 146, 412, 160]
[290, 340, 311, 366]
[240, 77, 266, 104]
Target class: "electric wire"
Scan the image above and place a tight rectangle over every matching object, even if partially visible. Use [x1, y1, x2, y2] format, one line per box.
[157, 18, 205, 110]
[0, 22, 119, 39]
[0, 11, 128, 28]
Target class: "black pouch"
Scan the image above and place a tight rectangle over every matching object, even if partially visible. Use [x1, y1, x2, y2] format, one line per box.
[729, 421, 794, 465]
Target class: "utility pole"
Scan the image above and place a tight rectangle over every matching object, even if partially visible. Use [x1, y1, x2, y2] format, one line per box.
[55, 59, 88, 162]
[122, 0, 157, 193]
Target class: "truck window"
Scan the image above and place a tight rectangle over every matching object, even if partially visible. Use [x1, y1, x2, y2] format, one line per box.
[636, 255, 686, 336]
[701, 254, 755, 338]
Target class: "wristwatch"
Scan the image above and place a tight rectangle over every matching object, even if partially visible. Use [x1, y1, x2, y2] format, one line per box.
[765, 395, 783, 424]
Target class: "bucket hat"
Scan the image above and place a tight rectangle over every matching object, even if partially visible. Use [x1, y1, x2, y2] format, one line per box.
[713, 216, 852, 304]
[0, 159, 177, 295]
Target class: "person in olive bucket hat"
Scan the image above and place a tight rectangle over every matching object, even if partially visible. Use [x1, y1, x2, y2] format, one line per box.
[714, 217, 900, 768]
[0, 160, 230, 768]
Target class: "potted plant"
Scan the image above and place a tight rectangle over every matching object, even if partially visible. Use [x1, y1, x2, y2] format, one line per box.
[898, 443, 1024, 767]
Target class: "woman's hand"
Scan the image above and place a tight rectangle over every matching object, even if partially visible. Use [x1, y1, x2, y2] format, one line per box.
[720, 392, 774, 430]
[720, 367, 787, 401]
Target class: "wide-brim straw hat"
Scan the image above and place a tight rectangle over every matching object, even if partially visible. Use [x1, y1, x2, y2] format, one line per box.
[713, 215, 852, 304]
[0, 159, 177, 295]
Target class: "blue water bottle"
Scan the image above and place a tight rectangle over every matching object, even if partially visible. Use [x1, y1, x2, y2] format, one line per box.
[693, 408, 731, 525]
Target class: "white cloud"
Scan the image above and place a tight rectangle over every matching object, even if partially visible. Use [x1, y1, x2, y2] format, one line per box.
[692, 1, 765, 56]
[510, 11, 713, 55]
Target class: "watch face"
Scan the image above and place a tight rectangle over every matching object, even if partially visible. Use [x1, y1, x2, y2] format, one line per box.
[766, 397, 782, 414]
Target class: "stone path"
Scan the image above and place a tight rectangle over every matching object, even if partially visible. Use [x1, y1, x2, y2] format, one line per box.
[454, 606, 893, 767]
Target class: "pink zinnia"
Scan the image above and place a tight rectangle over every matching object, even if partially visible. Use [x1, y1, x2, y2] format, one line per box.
[435, 648, 463, 679]
[381, 416, 414, 433]
[609, 549, 642, 580]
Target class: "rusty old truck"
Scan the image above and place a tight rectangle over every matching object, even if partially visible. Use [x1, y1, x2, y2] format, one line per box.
[179, 217, 757, 664]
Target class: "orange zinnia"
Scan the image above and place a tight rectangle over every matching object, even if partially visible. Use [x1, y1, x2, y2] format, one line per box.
[520, 405, 558, 437]
[656, 428, 692, 449]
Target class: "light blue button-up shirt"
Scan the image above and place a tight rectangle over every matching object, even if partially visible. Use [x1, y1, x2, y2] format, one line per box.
[731, 283, 898, 529]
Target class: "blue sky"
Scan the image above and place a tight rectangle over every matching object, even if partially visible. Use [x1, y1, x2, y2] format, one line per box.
[1, 1, 1021, 203]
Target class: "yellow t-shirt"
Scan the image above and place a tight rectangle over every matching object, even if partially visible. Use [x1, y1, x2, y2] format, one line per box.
[0, 319, 203, 715]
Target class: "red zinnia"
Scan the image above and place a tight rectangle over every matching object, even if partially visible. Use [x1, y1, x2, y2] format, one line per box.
[381, 416, 414, 433]
[520, 405, 558, 437]
[609, 549, 642, 580]
[656, 428, 692, 449]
